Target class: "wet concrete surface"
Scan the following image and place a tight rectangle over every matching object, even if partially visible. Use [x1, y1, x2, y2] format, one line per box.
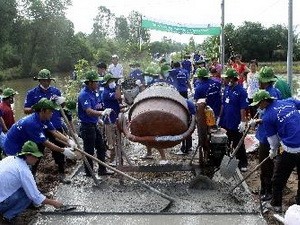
[34, 214, 266, 225]
[33, 139, 267, 224]
[32, 167, 266, 224]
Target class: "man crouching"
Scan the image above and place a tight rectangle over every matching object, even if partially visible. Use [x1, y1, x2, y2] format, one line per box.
[0, 141, 63, 222]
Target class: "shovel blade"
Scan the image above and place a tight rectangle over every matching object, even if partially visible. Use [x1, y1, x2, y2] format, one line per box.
[219, 155, 239, 179]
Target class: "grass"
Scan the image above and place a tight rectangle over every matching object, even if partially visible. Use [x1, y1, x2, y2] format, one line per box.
[260, 61, 300, 74]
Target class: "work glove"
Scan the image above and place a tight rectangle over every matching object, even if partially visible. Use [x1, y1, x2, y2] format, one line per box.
[269, 149, 278, 159]
[62, 147, 76, 160]
[238, 121, 246, 133]
[248, 119, 257, 129]
[67, 139, 77, 149]
[55, 96, 66, 105]
[135, 79, 142, 87]
[102, 108, 113, 116]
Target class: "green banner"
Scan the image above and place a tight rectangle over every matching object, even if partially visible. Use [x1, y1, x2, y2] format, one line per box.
[141, 18, 221, 36]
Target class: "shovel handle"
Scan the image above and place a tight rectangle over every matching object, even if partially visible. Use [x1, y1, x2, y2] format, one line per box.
[56, 138, 175, 203]
[230, 111, 259, 158]
[229, 156, 270, 193]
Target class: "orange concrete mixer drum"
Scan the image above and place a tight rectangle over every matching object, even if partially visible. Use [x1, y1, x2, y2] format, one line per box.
[125, 82, 194, 149]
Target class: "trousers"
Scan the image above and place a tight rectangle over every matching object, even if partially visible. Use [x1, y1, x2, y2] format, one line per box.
[80, 122, 106, 175]
[0, 188, 32, 220]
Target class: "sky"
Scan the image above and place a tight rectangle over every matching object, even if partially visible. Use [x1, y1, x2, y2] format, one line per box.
[66, 0, 300, 44]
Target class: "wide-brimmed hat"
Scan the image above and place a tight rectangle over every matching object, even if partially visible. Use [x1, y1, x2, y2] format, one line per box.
[101, 73, 117, 85]
[65, 100, 76, 113]
[258, 66, 277, 83]
[2, 88, 18, 98]
[34, 69, 55, 81]
[84, 70, 101, 82]
[142, 66, 160, 77]
[18, 141, 43, 158]
[32, 98, 60, 111]
[195, 68, 210, 78]
[250, 90, 276, 106]
[160, 63, 171, 75]
[221, 68, 238, 78]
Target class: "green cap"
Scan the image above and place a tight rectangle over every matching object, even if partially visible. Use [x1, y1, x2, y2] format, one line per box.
[18, 141, 43, 158]
[258, 66, 277, 83]
[2, 88, 18, 98]
[250, 90, 276, 106]
[35, 69, 55, 80]
[101, 73, 117, 85]
[195, 68, 209, 78]
[221, 68, 238, 78]
[143, 66, 160, 77]
[160, 64, 171, 75]
[84, 70, 101, 82]
[65, 100, 76, 112]
[32, 98, 60, 111]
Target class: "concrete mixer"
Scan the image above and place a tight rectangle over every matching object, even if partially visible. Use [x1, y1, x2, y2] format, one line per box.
[118, 82, 195, 149]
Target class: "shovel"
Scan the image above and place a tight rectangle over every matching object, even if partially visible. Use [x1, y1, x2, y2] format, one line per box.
[219, 124, 252, 178]
[219, 112, 259, 178]
[229, 156, 271, 193]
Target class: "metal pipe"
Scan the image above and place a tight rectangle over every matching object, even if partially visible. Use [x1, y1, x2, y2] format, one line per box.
[287, 0, 293, 91]
[220, 0, 225, 72]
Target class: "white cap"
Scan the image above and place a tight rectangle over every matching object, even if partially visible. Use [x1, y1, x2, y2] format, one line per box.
[112, 54, 119, 59]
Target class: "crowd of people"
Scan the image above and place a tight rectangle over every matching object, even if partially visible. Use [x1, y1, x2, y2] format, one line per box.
[0, 53, 299, 222]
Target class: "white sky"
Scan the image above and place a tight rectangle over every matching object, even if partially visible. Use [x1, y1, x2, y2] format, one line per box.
[66, 0, 300, 43]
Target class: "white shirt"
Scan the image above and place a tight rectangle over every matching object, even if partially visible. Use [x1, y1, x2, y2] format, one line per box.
[0, 156, 46, 204]
[108, 63, 123, 78]
[246, 72, 259, 99]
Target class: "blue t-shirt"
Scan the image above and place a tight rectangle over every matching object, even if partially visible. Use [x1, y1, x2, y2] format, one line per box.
[24, 86, 62, 129]
[129, 69, 144, 84]
[78, 86, 101, 124]
[194, 79, 222, 117]
[263, 98, 300, 148]
[101, 87, 120, 124]
[169, 68, 189, 93]
[186, 100, 196, 115]
[3, 113, 55, 155]
[181, 60, 192, 75]
[256, 86, 283, 143]
[219, 84, 248, 130]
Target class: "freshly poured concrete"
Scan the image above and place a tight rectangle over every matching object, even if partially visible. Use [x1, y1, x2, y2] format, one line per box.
[33, 167, 267, 225]
[35, 214, 266, 225]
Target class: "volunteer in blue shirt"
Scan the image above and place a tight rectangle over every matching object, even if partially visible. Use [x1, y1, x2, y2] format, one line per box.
[219, 68, 249, 171]
[142, 66, 160, 87]
[23, 69, 73, 178]
[129, 62, 144, 85]
[3, 98, 75, 163]
[249, 66, 282, 201]
[169, 61, 191, 98]
[194, 68, 222, 118]
[78, 70, 113, 176]
[101, 74, 122, 165]
[181, 54, 192, 75]
[0, 141, 63, 222]
[250, 90, 300, 212]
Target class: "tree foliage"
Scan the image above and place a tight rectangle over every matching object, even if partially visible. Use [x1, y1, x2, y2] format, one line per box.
[0, 3, 300, 80]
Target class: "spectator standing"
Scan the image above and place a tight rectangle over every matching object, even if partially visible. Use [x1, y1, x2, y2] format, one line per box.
[108, 55, 123, 79]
